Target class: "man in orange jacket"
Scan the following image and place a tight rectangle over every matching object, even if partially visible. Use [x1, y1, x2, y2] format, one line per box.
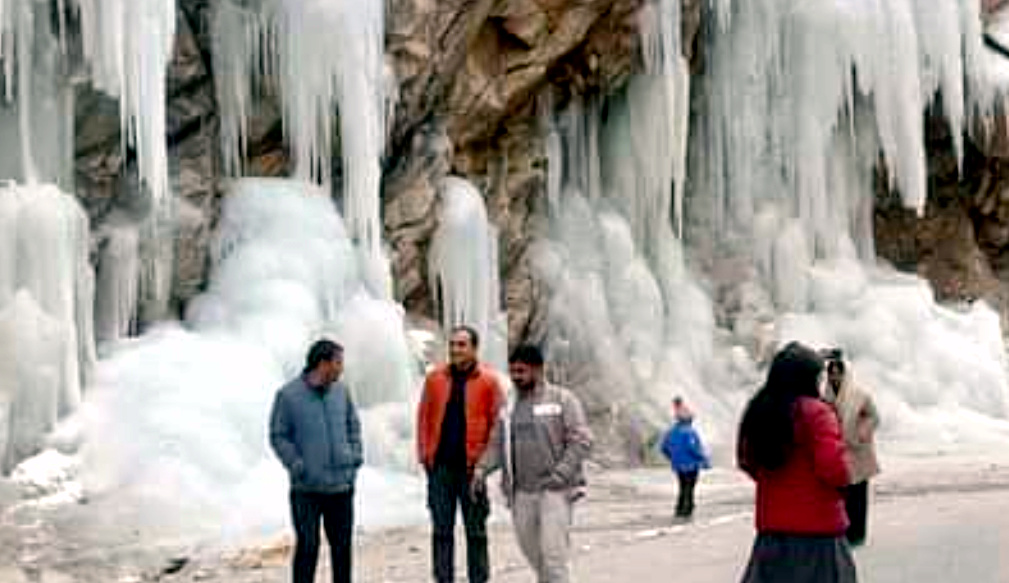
[416, 325, 504, 583]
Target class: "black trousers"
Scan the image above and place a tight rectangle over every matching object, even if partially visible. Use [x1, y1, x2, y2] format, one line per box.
[676, 471, 699, 517]
[290, 489, 354, 583]
[427, 464, 490, 583]
[845, 481, 869, 545]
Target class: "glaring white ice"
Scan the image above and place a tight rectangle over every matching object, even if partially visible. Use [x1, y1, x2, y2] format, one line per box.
[428, 177, 508, 370]
[690, 0, 1009, 453]
[213, 0, 390, 296]
[534, 0, 1009, 457]
[77, 180, 422, 541]
[0, 184, 95, 473]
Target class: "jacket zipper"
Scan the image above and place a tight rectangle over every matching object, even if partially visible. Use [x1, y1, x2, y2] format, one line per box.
[320, 391, 338, 469]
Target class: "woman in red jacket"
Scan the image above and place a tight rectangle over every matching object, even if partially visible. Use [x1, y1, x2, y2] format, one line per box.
[737, 342, 857, 583]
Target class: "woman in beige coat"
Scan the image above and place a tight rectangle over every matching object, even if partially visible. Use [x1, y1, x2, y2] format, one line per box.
[823, 350, 880, 547]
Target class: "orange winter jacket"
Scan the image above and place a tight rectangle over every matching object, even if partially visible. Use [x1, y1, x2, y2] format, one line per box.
[416, 363, 503, 472]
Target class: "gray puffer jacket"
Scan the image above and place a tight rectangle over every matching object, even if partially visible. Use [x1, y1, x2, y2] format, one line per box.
[269, 376, 363, 493]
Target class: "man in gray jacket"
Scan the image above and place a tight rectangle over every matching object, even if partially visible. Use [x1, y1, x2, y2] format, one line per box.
[270, 339, 363, 583]
[473, 344, 592, 583]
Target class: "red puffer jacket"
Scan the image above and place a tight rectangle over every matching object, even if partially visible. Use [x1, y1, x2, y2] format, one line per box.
[739, 396, 852, 535]
[416, 363, 503, 473]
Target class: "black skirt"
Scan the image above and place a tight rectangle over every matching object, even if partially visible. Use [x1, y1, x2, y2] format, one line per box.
[740, 533, 857, 583]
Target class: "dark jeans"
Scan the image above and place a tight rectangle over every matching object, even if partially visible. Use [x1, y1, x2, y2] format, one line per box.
[427, 464, 490, 583]
[676, 471, 699, 517]
[290, 489, 354, 583]
[845, 481, 869, 546]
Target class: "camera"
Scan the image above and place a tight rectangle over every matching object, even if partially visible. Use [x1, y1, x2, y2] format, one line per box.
[822, 348, 843, 363]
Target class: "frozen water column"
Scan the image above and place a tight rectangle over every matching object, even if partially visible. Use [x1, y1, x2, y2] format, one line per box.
[428, 177, 508, 369]
[0, 0, 77, 189]
[0, 185, 96, 473]
[0, 0, 95, 472]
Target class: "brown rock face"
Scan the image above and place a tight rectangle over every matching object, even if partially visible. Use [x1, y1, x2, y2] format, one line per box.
[59, 0, 1009, 466]
[72, 0, 660, 334]
[874, 109, 1009, 330]
[61, 0, 698, 464]
[75, 0, 220, 323]
[384, 0, 656, 345]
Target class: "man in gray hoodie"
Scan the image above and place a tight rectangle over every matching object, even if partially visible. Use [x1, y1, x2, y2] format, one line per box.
[270, 339, 363, 583]
[473, 344, 592, 583]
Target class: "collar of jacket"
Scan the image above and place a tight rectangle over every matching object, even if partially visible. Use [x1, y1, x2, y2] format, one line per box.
[440, 362, 485, 381]
[300, 373, 331, 393]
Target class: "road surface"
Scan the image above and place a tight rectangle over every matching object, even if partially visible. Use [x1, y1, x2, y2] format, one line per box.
[5, 458, 1009, 582]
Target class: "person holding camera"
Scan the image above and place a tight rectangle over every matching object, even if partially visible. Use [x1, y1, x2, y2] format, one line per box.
[822, 349, 880, 547]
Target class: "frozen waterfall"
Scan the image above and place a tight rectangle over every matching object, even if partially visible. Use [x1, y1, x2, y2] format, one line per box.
[532, 0, 1009, 457]
[213, 0, 391, 297]
[534, 0, 741, 450]
[692, 0, 1009, 452]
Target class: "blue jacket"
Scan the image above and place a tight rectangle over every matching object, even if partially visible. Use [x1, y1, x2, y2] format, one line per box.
[660, 420, 710, 474]
[269, 376, 363, 493]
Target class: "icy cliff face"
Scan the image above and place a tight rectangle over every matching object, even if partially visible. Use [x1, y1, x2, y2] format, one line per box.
[689, 0, 1009, 452]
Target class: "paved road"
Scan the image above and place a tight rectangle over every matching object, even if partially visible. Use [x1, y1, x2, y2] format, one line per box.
[494, 486, 1009, 583]
[7, 460, 1009, 582]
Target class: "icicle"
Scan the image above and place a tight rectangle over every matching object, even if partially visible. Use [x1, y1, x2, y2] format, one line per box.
[0, 0, 12, 102]
[77, 0, 177, 311]
[631, 0, 691, 243]
[212, 0, 389, 295]
[428, 177, 498, 351]
[14, 0, 36, 184]
[94, 225, 140, 342]
[0, 184, 18, 306]
[212, 1, 254, 177]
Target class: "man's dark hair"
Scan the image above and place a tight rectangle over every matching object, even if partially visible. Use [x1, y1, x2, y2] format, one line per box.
[304, 339, 343, 373]
[451, 325, 480, 348]
[509, 344, 545, 366]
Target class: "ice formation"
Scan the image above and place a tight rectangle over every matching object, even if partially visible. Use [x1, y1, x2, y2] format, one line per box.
[698, 0, 993, 234]
[0, 0, 177, 471]
[535, 0, 742, 446]
[428, 177, 508, 369]
[94, 224, 141, 343]
[6, 0, 1009, 549]
[213, 0, 390, 295]
[2, 0, 178, 337]
[533, 0, 1009, 455]
[78, 179, 421, 540]
[689, 0, 1009, 451]
[0, 0, 75, 188]
[0, 184, 96, 473]
[76, 0, 178, 318]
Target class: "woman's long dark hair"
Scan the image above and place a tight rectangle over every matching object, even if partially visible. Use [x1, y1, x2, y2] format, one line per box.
[738, 341, 824, 471]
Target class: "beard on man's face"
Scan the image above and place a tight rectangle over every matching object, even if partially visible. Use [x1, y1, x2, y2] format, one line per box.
[512, 378, 535, 391]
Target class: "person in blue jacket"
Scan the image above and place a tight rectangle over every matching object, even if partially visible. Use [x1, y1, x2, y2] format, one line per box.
[660, 396, 710, 520]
